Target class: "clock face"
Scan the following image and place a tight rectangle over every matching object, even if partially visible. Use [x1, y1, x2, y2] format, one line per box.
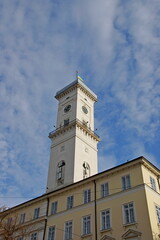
[82, 106, 88, 114]
[64, 104, 71, 113]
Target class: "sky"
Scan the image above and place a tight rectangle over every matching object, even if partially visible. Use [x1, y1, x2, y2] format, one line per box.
[0, 0, 160, 208]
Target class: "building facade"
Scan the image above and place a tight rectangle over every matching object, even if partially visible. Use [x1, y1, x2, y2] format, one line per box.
[0, 80, 160, 240]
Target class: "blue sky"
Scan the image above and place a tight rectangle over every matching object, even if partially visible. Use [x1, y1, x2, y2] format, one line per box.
[0, 0, 160, 207]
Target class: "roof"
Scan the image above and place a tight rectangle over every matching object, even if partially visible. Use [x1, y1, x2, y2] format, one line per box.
[55, 79, 97, 101]
[1, 156, 159, 214]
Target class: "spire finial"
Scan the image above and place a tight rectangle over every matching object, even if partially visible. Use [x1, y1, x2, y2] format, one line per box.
[76, 71, 78, 80]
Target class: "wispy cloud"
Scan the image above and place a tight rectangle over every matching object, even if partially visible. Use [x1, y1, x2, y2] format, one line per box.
[0, 0, 159, 207]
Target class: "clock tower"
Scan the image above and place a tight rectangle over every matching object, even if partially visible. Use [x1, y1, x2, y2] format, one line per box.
[46, 79, 100, 192]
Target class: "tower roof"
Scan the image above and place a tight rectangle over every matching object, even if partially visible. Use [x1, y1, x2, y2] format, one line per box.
[55, 79, 97, 101]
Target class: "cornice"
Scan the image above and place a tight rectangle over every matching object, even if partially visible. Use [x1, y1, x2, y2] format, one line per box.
[55, 80, 97, 102]
[48, 119, 100, 142]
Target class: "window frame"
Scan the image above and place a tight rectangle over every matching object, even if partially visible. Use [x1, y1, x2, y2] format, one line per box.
[67, 196, 74, 209]
[48, 226, 55, 240]
[155, 205, 160, 224]
[150, 176, 157, 191]
[84, 189, 91, 204]
[17, 237, 23, 240]
[123, 202, 136, 225]
[33, 208, 40, 219]
[64, 220, 73, 240]
[101, 209, 111, 231]
[122, 175, 131, 190]
[101, 183, 109, 198]
[30, 232, 37, 240]
[19, 213, 25, 224]
[82, 215, 91, 236]
[51, 201, 58, 215]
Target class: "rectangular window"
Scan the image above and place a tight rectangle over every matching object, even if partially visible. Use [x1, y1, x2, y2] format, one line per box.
[19, 213, 25, 224]
[150, 176, 157, 191]
[122, 175, 131, 190]
[51, 202, 58, 215]
[48, 226, 55, 240]
[82, 215, 91, 235]
[64, 221, 72, 240]
[84, 189, 91, 204]
[156, 205, 160, 224]
[123, 202, 135, 224]
[30, 232, 37, 240]
[67, 196, 74, 209]
[101, 209, 111, 230]
[33, 208, 40, 219]
[101, 183, 109, 197]
[17, 237, 23, 240]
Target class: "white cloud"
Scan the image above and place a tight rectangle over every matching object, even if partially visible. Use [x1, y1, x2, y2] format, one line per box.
[0, 0, 159, 207]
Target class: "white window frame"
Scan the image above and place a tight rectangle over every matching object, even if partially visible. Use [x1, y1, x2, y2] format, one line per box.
[51, 201, 58, 215]
[67, 196, 74, 209]
[82, 215, 91, 235]
[150, 176, 157, 191]
[33, 208, 40, 219]
[84, 189, 91, 204]
[30, 232, 37, 240]
[123, 202, 135, 225]
[101, 183, 109, 197]
[48, 226, 55, 240]
[156, 205, 160, 224]
[101, 209, 111, 230]
[64, 220, 72, 240]
[17, 237, 23, 240]
[122, 175, 131, 190]
[19, 213, 25, 224]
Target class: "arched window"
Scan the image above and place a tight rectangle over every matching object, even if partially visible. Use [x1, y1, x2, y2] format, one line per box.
[83, 162, 90, 179]
[57, 161, 65, 184]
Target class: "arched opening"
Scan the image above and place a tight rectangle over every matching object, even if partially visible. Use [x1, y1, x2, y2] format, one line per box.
[83, 162, 90, 179]
[57, 160, 65, 184]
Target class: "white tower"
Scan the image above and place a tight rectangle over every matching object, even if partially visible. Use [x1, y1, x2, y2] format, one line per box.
[46, 79, 100, 192]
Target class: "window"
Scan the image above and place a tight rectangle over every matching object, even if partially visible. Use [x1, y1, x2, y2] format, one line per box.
[30, 232, 37, 240]
[33, 208, 40, 219]
[156, 205, 160, 224]
[51, 201, 58, 214]
[84, 189, 91, 203]
[64, 119, 69, 126]
[82, 215, 91, 235]
[7, 217, 12, 224]
[122, 175, 131, 190]
[64, 221, 72, 240]
[101, 183, 109, 197]
[57, 161, 65, 183]
[17, 237, 23, 240]
[67, 196, 74, 209]
[19, 213, 25, 224]
[150, 176, 157, 191]
[101, 209, 111, 230]
[48, 226, 55, 240]
[83, 162, 90, 179]
[123, 202, 135, 224]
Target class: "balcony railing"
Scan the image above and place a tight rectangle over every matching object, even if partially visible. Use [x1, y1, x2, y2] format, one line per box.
[49, 119, 100, 139]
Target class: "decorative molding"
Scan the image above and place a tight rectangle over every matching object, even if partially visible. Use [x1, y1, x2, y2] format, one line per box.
[122, 229, 142, 239]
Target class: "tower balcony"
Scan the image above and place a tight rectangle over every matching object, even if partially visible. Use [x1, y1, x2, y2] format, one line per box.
[49, 119, 100, 141]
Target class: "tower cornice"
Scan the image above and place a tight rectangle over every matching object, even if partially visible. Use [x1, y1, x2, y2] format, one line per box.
[49, 119, 100, 142]
[55, 79, 97, 102]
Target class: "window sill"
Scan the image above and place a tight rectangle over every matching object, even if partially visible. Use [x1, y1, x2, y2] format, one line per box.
[81, 233, 92, 238]
[100, 228, 112, 233]
[123, 222, 137, 228]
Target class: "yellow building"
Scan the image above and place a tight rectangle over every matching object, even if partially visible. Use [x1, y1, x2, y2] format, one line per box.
[0, 80, 160, 240]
